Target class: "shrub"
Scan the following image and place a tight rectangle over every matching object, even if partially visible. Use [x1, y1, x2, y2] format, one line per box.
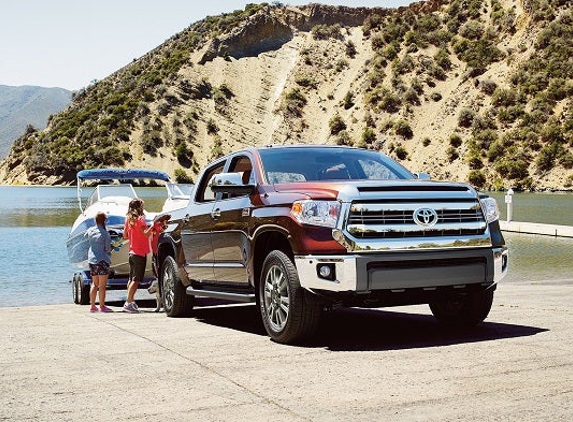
[422, 137, 431, 146]
[446, 146, 459, 162]
[174, 169, 193, 184]
[467, 154, 484, 169]
[434, 48, 452, 71]
[495, 159, 529, 179]
[394, 119, 413, 139]
[404, 87, 420, 105]
[329, 115, 347, 135]
[487, 141, 504, 162]
[295, 75, 317, 89]
[362, 127, 376, 144]
[458, 108, 476, 128]
[311, 23, 342, 40]
[479, 79, 497, 95]
[468, 170, 486, 187]
[345, 41, 357, 58]
[283, 88, 307, 118]
[392, 55, 415, 75]
[491, 88, 521, 107]
[459, 20, 484, 40]
[536, 143, 561, 171]
[394, 145, 408, 160]
[335, 130, 352, 146]
[449, 133, 463, 147]
[560, 152, 573, 169]
[174, 141, 193, 166]
[430, 92, 442, 102]
[343, 91, 355, 109]
[207, 118, 219, 135]
[141, 130, 163, 156]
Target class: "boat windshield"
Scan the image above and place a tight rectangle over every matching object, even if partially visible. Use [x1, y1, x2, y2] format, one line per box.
[166, 183, 193, 199]
[85, 184, 137, 209]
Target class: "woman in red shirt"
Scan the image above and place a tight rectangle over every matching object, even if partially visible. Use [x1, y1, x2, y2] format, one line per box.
[123, 198, 153, 313]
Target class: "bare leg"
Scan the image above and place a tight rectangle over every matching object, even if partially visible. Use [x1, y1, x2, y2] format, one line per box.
[126, 280, 138, 303]
[90, 276, 99, 307]
[98, 275, 109, 307]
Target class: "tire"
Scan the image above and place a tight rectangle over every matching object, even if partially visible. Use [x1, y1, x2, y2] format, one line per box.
[72, 273, 90, 305]
[429, 288, 495, 327]
[258, 250, 322, 344]
[160, 255, 194, 317]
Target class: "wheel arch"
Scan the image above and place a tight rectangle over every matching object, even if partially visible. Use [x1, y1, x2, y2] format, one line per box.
[253, 230, 294, 289]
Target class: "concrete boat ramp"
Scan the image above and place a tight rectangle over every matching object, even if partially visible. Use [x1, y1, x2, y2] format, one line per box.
[500, 220, 573, 238]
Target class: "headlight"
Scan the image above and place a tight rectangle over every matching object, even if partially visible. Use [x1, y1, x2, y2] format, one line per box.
[291, 200, 341, 228]
[480, 197, 500, 224]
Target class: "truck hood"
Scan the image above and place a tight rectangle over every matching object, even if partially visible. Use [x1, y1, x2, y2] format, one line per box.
[273, 179, 478, 201]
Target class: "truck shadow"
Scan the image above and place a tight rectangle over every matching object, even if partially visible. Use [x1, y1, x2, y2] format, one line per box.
[191, 303, 547, 351]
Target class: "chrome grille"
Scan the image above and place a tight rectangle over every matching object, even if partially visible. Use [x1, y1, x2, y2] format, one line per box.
[346, 201, 486, 238]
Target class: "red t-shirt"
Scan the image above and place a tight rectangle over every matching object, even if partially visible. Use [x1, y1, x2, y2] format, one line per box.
[124, 215, 150, 257]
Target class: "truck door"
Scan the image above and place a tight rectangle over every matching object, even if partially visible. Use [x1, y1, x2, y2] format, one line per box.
[210, 155, 254, 286]
[180, 161, 224, 282]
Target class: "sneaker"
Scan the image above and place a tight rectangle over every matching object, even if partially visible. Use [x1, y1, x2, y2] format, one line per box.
[99, 305, 113, 313]
[122, 302, 139, 313]
[90, 306, 98, 313]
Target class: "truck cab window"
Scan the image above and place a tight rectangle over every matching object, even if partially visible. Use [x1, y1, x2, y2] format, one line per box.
[196, 162, 224, 202]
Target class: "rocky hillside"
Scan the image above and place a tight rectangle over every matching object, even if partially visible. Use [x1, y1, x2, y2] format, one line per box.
[1, 0, 571, 190]
[0, 85, 71, 158]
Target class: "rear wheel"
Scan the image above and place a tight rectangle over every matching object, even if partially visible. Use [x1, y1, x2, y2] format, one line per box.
[161, 256, 194, 317]
[72, 273, 89, 305]
[258, 250, 322, 344]
[429, 288, 494, 326]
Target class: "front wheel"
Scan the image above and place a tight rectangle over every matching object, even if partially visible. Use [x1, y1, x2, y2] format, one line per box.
[429, 288, 495, 327]
[161, 256, 194, 317]
[258, 250, 322, 344]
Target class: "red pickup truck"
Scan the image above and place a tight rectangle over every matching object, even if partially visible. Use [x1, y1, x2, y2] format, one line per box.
[156, 145, 508, 344]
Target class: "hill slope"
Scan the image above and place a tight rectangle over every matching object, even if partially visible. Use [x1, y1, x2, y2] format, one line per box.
[0, 85, 71, 158]
[1, 0, 571, 190]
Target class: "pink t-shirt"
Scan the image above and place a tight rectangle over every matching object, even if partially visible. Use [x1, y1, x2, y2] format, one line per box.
[125, 215, 150, 257]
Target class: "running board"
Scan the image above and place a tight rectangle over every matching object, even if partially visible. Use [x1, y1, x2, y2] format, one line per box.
[186, 286, 256, 303]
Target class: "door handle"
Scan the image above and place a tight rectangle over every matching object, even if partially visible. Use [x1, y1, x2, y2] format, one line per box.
[211, 208, 221, 219]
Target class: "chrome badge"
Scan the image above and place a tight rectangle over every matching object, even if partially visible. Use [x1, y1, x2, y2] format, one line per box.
[413, 207, 438, 228]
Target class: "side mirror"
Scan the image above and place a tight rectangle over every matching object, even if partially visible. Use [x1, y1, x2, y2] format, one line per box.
[210, 172, 254, 195]
[414, 172, 431, 180]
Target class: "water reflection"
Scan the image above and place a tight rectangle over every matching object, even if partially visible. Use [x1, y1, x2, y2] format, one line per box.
[487, 191, 573, 226]
[503, 232, 573, 284]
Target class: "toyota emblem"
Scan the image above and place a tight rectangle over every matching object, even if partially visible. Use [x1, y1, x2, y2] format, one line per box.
[413, 207, 438, 227]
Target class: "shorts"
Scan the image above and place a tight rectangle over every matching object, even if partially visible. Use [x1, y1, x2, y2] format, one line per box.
[129, 254, 147, 283]
[89, 260, 111, 276]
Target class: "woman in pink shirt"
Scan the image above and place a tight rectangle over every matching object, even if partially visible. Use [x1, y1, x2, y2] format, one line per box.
[123, 198, 153, 313]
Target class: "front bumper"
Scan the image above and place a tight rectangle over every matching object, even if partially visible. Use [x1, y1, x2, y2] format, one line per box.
[295, 247, 508, 293]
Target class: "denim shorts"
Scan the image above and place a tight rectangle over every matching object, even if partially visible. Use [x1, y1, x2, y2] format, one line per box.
[89, 260, 111, 276]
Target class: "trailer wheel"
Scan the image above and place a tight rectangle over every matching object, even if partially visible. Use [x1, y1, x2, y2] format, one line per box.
[72, 273, 89, 305]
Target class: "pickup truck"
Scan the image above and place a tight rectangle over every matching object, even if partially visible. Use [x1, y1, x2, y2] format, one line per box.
[156, 145, 508, 344]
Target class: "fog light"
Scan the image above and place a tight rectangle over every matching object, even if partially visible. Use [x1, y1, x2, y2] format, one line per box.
[316, 263, 336, 281]
[319, 265, 331, 278]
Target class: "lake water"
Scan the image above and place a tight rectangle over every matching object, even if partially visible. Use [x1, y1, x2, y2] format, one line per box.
[0, 187, 572, 307]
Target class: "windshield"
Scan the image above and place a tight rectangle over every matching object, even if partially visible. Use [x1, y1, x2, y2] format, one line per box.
[259, 147, 413, 183]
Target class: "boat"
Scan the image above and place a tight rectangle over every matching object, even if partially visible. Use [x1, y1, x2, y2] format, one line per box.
[67, 168, 191, 305]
